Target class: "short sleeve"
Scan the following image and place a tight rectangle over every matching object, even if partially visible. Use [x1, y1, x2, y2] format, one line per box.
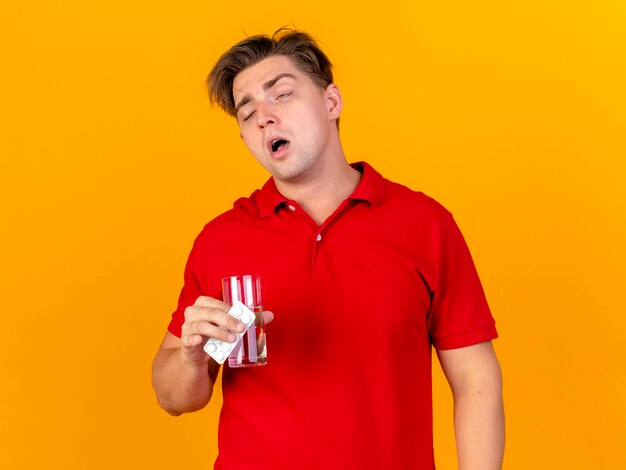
[427, 215, 498, 350]
[167, 231, 209, 338]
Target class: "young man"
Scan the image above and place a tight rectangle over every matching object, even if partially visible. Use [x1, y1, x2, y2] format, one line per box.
[152, 29, 504, 469]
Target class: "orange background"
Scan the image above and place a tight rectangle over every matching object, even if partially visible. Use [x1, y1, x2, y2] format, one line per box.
[1, 1, 625, 468]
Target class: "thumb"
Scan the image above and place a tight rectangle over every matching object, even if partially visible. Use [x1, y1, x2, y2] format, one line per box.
[262, 310, 275, 325]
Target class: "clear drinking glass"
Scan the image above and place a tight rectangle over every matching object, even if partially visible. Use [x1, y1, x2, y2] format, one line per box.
[222, 274, 267, 368]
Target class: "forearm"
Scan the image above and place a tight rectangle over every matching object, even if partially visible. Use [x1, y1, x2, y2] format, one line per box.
[151, 347, 215, 416]
[453, 372, 505, 470]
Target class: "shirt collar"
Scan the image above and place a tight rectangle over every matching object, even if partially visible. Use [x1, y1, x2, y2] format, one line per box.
[347, 161, 384, 205]
[255, 161, 384, 218]
[256, 178, 289, 218]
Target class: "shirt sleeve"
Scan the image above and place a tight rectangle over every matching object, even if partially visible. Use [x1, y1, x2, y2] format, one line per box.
[167, 231, 209, 338]
[427, 214, 498, 350]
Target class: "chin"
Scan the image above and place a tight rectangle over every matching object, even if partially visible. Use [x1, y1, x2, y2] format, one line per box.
[268, 158, 311, 183]
[271, 168, 303, 182]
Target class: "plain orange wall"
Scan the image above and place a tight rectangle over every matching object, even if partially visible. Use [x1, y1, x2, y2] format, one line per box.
[1, 1, 625, 469]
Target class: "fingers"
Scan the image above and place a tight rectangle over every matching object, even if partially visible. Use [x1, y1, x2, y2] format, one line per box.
[191, 296, 247, 333]
[192, 296, 230, 310]
[181, 296, 246, 348]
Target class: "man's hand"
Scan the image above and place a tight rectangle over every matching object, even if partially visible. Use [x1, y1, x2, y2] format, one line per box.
[152, 295, 274, 415]
[181, 296, 245, 365]
[181, 296, 275, 365]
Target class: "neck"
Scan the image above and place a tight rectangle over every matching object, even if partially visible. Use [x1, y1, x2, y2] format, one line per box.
[274, 157, 361, 226]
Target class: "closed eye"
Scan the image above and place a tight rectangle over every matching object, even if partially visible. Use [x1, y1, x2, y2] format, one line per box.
[242, 110, 256, 122]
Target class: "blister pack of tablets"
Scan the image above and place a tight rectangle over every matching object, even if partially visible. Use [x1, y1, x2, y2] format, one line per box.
[203, 301, 255, 364]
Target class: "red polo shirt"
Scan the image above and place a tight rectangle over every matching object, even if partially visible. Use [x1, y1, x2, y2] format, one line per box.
[168, 162, 497, 469]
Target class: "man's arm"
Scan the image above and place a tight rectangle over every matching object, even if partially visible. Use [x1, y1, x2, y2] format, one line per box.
[437, 341, 505, 470]
[151, 296, 245, 416]
[152, 331, 221, 416]
[151, 295, 275, 416]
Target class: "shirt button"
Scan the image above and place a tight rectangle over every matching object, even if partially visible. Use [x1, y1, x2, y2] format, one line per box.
[316, 234, 322, 242]
[288, 204, 296, 211]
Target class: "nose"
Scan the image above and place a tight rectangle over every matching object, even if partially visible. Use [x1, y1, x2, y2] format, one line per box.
[256, 103, 278, 130]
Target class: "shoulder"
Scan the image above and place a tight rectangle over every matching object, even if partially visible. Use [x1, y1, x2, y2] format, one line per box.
[380, 177, 454, 228]
[357, 161, 452, 225]
[192, 188, 265, 247]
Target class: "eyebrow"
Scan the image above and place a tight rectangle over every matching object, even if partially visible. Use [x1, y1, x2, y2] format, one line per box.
[234, 73, 297, 115]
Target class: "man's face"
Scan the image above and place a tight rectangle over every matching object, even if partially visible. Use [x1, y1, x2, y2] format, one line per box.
[232, 55, 341, 184]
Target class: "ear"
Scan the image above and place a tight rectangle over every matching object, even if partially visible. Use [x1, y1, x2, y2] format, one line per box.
[324, 83, 343, 120]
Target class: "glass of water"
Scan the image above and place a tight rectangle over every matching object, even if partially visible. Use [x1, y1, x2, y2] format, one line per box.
[222, 274, 267, 368]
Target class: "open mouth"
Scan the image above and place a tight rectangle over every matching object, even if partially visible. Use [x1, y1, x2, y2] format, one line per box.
[271, 139, 289, 153]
